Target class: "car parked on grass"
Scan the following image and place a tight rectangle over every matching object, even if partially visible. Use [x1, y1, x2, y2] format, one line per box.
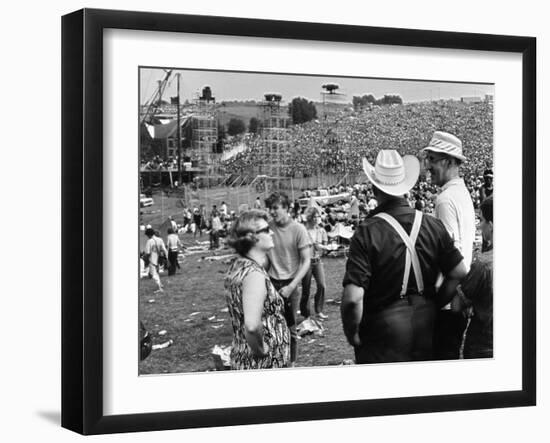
[140, 193, 154, 208]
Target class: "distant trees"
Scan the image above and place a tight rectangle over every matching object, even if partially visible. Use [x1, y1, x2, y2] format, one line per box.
[379, 94, 403, 105]
[248, 117, 261, 134]
[353, 94, 403, 110]
[227, 118, 246, 136]
[289, 97, 318, 124]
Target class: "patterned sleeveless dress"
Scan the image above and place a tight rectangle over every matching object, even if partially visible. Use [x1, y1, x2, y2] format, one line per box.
[224, 257, 290, 369]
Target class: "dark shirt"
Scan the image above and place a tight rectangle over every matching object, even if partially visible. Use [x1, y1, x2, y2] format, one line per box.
[479, 184, 493, 203]
[462, 249, 493, 358]
[342, 197, 463, 314]
[193, 213, 203, 225]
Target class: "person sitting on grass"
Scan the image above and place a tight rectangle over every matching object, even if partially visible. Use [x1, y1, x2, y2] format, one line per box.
[224, 210, 290, 369]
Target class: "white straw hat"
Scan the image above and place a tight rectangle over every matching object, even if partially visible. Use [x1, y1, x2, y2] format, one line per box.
[362, 150, 420, 196]
[422, 131, 466, 162]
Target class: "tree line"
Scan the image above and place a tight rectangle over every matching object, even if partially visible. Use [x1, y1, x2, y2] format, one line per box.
[352, 94, 403, 109]
[220, 94, 403, 141]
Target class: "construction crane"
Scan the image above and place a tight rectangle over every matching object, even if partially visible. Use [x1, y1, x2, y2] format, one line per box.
[140, 69, 173, 125]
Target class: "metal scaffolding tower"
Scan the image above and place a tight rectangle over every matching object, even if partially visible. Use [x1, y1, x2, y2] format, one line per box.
[259, 93, 288, 178]
[190, 87, 218, 173]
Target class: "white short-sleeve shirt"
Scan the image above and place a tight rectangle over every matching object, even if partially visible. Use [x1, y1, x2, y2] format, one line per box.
[435, 178, 476, 271]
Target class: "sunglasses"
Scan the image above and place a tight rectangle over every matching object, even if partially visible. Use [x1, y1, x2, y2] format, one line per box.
[426, 154, 446, 163]
[254, 226, 271, 235]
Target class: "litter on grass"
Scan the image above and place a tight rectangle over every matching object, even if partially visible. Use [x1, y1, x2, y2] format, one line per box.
[297, 317, 324, 337]
[152, 339, 173, 350]
[203, 253, 235, 262]
[211, 345, 231, 370]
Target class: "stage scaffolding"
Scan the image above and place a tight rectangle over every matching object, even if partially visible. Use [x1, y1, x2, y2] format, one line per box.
[189, 93, 219, 174]
[258, 94, 289, 181]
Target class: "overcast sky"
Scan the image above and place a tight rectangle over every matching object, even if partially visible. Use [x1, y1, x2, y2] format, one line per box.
[139, 67, 494, 105]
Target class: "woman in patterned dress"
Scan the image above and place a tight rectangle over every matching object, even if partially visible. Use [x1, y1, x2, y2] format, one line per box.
[224, 210, 290, 369]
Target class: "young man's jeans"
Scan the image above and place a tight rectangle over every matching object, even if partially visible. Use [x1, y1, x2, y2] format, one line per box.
[271, 278, 299, 363]
[168, 249, 179, 275]
[300, 258, 326, 318]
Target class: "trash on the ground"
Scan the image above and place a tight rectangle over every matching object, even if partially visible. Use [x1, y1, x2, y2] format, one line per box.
[215, 318, 225, 322]
[187, 245, 208, 251]
[158, 330, 167, 336]
[204, 253, 235, 262]
[211, 324, 224, 329]
[211, 345, 231, 370]
[326, 298, 341, 305]
[307, 339, 316, 344]
[152, 339, 173, 350]
[340, 359, 354, 365]
[208, 315, 216, 321]
[189, 312, 201, 316]
[148, 299, 155, 303]
[183, 250, 210, 257]
[297, 317, 324, 337]
[220, 307, 229, 313]
[184, 318, 193, 322]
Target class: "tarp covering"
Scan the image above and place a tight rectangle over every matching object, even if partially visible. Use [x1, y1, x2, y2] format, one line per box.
[143, 116, 191, 140]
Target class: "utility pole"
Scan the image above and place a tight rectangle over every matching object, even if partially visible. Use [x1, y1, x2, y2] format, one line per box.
[177, 73, 182, 185]
[157, 80, 163, 105]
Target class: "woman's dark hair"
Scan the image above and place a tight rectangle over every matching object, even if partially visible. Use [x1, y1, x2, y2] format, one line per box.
[304, 206, 320, 223]
[145, 228, 155, 237]
[167, 227, 174, 234]
[264, 192, 290, 209]
[227, 209, 269, 256]
[480, 195, 493, 223]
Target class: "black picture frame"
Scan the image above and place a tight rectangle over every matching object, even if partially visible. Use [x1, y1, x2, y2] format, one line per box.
[61, 8, 536, 435]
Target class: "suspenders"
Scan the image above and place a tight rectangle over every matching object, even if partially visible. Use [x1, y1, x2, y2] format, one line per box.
[375, 211, 425, 297]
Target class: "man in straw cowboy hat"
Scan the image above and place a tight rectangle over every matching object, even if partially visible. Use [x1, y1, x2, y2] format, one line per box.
[422, 131, 476, 360]
[341, 150, 467, 363]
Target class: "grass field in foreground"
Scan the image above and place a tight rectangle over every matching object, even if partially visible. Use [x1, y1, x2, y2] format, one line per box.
[138, 234, 354, 374]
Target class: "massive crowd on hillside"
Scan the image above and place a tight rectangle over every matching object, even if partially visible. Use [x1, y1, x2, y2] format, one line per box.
[223, 100, 493, 208]
[142, 101, 495, 369]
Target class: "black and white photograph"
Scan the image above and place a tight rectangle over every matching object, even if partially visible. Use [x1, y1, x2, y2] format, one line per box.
[138, 67, 495, 374]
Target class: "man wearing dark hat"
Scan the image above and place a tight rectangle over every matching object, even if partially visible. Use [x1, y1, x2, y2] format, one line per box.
[341, 150, 467, 363]
[423, 131, 476, 359]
